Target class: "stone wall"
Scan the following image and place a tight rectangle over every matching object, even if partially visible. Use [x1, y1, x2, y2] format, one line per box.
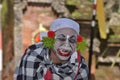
[22, 4, 56, 52]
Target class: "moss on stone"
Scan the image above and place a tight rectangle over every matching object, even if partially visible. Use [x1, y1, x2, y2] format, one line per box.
[65, 0, 77, 6]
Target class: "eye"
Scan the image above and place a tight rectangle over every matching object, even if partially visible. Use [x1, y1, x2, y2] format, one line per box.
[57, 38, 66, 41]
[69, 36, 77, 43]
[69, 39, 76, 43]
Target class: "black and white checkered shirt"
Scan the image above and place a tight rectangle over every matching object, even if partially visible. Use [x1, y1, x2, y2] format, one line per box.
[14, 42, 88, 80]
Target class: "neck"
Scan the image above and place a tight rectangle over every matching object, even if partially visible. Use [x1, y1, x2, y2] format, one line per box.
[50, 49, 67, 64]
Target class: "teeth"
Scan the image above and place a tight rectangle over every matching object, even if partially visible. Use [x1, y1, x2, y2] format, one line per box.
[60, 49, 70, 54]
[63, 50, 68, 52]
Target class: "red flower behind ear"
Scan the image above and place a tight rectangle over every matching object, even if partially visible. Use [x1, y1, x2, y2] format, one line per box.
[77, 35, 82, 42]
[48, 31, 55, 38]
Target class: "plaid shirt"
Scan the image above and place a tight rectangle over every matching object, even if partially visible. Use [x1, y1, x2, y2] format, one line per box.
[14, 42, 88, 80]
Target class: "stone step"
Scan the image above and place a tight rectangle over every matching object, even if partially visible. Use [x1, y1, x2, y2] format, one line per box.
[27, 0, 52, 3]
[98, 57, 120, 63]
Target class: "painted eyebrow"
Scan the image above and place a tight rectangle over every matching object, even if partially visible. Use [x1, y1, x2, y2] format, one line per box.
[69, 35, 76, 39]
[57, 34, 65, 38]
[57, 34, 76, 38]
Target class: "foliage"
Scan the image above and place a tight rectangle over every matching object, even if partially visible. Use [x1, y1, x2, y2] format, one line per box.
[2, 0, 14, 28]
[71, 10, 82, 19]
[1, 0, 8, 28]
[88, 0, 93, 2]
[118, 9, 120, 14]
[42, 37, 55, 49]
[66, 0, 77, 6]
[77, 38, 88, 53]
[66, 0, 93, 20]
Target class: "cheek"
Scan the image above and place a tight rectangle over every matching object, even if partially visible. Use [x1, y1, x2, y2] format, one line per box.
[54, 40, 63, 48]
[71, 43, 76, 51]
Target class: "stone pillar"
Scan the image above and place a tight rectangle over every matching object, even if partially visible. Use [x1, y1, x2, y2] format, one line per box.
[51, 0, 70, 17]
[14, 0, 27, 67]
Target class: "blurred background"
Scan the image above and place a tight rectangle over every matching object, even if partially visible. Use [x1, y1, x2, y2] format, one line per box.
[0, 0, 120, 80]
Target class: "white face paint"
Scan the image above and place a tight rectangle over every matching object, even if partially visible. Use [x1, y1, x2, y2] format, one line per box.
[53, 28, 78, 61]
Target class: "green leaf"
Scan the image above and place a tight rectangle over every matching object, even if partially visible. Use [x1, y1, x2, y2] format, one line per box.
[42, 37, 55, 49]
[76, 40, 88, 53]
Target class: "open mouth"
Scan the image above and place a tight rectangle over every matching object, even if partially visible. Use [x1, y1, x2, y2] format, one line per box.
[57, 49, 71, 57]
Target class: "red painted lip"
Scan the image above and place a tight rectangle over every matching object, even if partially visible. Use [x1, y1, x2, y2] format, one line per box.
[57, 49, 71, 57]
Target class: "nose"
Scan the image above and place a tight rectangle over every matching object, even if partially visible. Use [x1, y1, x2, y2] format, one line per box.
[64, 40, 70, 47]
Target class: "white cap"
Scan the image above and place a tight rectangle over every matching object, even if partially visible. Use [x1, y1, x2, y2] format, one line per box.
[50, 18, 80, 34]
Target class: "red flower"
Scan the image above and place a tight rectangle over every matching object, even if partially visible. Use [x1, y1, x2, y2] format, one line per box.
[48, 31, 55, 38]
[77, 35, 82, 42]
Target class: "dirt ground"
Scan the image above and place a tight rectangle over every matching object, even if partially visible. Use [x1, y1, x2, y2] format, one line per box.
[95, 65, 120, 80]
[82, 52, 120, 80]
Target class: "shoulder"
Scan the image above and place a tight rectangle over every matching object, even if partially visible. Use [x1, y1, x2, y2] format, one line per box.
[80, 56, 88, 68]
[22, 42, 46, 60]
[14, 42, 47, 79]
[27, 42, 44, 51]
[24, 42, 44, 54]
[18, 42, 46, 68]
[80, 56, 89, 75]
[77, 55, 89, 79]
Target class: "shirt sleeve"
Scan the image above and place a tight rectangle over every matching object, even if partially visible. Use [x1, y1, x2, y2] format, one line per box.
[14, 44, 44, 80]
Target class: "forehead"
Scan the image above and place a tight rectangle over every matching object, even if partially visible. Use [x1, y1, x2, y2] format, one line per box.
[55, 28, 77, 36]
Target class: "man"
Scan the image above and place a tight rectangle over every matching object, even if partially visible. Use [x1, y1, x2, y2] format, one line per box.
[14, 18, 88, 80]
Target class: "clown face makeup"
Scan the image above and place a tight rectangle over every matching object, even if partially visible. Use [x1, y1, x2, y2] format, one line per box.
[53, 28, 78, 61]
